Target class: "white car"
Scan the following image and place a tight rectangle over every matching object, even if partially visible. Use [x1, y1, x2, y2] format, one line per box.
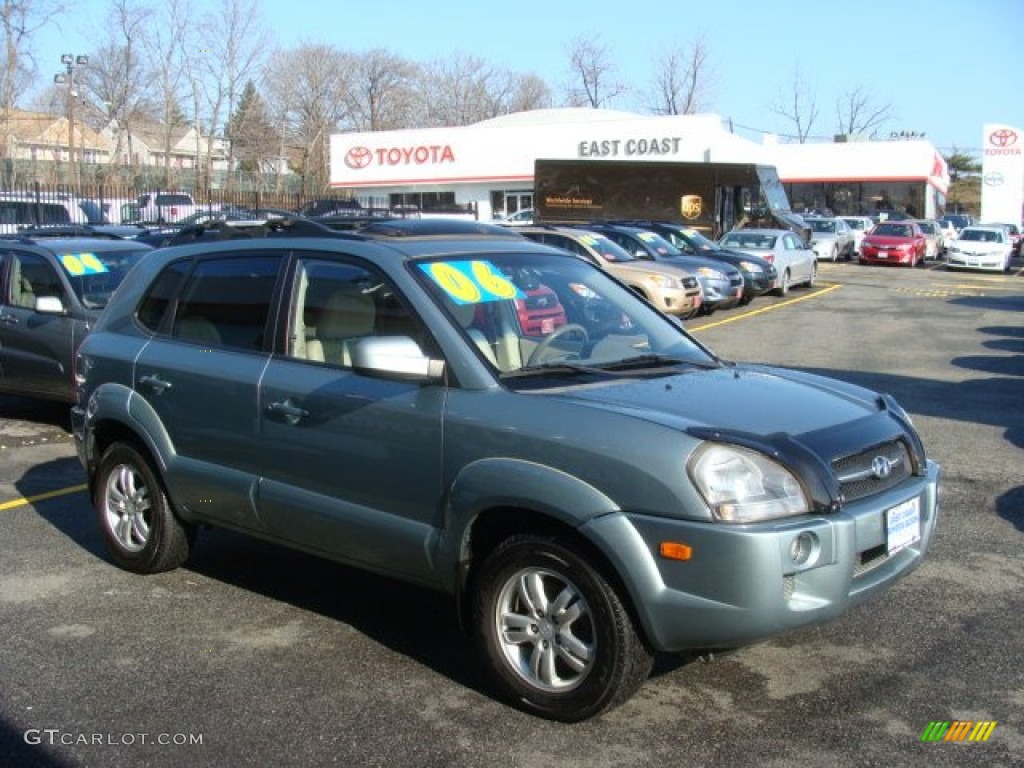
[805, 217, 855, 262]
[945, 226, 1013, 272]
[840, 216, 875, 256]
[936, 219, 958, 253]
[719, 228, 817, 295]
[495, 208, 534, 226]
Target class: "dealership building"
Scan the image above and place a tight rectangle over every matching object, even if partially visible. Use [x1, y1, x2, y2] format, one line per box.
[329, 108, 952, 221]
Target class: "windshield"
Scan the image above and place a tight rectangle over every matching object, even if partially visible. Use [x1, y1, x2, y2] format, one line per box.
[872, 223, 913, 237]
[842, 218, 867, 231]
[959, 229, 1003, 243]
[414, 250, 718, 380]
[581, 232, 637, 264]
[634, 231, 684, 259]
[56, 247, 151, 309]
[807, 219, 836, 233]
[721, 232, 777, 250]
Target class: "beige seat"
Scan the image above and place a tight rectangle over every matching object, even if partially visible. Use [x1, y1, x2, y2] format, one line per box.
[306, 286, 376, 366]
[448, 302, 497, 366]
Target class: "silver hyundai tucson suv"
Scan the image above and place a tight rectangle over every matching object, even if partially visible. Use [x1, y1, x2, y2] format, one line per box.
[72, 217, 940, 722]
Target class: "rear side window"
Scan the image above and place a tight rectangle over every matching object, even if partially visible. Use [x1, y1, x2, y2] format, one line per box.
[163, 255, 283, 350]
[137, 260, 193, 331]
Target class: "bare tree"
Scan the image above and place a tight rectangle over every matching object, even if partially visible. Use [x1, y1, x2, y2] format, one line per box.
[344, 48, 420, 132]
[262, 44, 352, 194]
[80, 0, 154, 174]
[563, 35, 626, 109]
[647, 36, 713, 115]
[191, 0, 268, 192]
[1, 0, 64, 164]
[417, 54, 506, 127]
[770, 67, 819, 143]
[504, 73, 553, 114]
[835, 86, 893, 139]
[143, 0, 192, 187]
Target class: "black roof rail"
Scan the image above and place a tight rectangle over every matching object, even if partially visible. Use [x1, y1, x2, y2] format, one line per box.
[9, 225, 127, 240]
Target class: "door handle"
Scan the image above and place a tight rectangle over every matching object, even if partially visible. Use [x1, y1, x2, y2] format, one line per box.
[267, 400, 309, 425]
[138, 374, 172, 393]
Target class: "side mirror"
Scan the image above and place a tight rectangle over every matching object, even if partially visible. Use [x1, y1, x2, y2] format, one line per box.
[351, 336, 444, 382]
[35, 296, 66, 315]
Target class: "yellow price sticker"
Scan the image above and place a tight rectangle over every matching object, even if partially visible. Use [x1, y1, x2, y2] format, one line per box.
[421, 260, 523, 305]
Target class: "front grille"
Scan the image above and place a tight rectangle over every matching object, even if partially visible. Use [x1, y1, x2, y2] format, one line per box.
[682, 276, 699, 290]
[729, 275, 744, 288]
[833, 439, 912, 503]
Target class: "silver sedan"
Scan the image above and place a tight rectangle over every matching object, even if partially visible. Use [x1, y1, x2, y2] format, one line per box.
[719, 228, 818, 295]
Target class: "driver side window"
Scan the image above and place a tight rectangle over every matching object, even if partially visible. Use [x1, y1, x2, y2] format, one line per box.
[10, 252, 64, 310]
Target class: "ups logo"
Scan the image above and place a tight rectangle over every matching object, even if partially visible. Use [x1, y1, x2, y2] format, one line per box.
[680, 195, 702, 220]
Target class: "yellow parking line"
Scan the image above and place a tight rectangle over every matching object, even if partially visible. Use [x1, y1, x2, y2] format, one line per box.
[689, 283, 841, 332]
[0, 483, 88, 512]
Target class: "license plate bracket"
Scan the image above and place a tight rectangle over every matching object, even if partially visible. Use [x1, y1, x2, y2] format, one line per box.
[885, 497, 921, 554]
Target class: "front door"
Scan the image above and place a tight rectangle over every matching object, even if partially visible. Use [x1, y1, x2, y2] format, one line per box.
[256, 255, 445, 583]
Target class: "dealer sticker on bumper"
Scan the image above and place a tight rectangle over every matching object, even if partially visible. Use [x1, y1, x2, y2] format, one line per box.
[886, 497, 921, 554]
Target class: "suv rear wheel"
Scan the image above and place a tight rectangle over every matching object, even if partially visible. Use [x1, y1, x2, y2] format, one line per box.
[473, 535, 653, 722]
[95, 443, 193, 574]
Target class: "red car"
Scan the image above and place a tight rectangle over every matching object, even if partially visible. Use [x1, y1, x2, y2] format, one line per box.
[859, 221, 927, 267]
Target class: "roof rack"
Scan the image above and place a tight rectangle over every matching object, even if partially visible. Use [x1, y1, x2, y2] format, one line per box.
[4, 225, 128, 240]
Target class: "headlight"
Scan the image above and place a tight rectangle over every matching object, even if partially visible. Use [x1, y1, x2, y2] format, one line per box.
[689, 443, 809, 523]
[647, 274, 676, 288]
[739, 261, 763, 274]
[696, 267, 725, 280]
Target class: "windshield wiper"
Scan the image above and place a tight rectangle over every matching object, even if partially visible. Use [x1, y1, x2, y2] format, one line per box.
[500, 361, 613, 379]
[598, 354, 722, 371]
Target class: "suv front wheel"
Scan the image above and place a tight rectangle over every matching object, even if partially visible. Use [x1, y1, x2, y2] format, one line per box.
[95, 442, 193, 574]
[473, 534, 654, 722]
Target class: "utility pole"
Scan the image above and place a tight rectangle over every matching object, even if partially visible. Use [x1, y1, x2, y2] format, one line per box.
[54, 54, 89, 189]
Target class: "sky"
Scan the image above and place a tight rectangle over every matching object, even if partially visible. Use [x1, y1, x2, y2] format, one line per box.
[28, 0, 1024, 158]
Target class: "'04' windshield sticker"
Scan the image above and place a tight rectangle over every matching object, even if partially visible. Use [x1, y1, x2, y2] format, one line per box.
[60, 253, 109, 276]
[420, 260, 525, 305]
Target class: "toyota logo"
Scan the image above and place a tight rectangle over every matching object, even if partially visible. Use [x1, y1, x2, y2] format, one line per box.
[988, 129, 1018, 148]
[871, 456, 893, 480]
[983, 172, 1005, 186]
[344, 146, 373, 169]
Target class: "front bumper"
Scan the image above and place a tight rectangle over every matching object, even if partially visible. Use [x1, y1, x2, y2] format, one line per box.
[582, 460, 940, 652]
[946, 251, 1008, 271]
[861, 248, 915, 265]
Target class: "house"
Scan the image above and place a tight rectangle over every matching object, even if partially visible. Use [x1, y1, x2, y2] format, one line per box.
[1, 109, 113, 166]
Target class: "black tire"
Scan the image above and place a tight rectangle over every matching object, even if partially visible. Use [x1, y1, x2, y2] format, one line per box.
[473, 535, 654, 722]
[94, 442, 193, 574]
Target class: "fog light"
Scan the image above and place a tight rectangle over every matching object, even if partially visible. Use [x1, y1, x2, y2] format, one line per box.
[788, 531, 819, 567]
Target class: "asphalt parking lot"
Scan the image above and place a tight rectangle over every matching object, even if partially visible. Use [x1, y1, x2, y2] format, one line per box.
[1, 258, 1022, 768]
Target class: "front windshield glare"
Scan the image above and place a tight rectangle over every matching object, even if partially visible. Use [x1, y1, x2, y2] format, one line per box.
[415, 251, 717, 377]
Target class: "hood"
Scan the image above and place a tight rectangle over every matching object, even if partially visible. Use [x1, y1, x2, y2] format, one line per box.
[610, 260, 692, 281]
[550, 363, 880, 437]
[865, 234, 915, 245]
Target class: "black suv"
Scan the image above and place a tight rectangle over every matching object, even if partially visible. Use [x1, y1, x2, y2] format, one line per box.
[0, 231, 153, 401]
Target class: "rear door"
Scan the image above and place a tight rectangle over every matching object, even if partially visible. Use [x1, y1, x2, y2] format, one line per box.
[133, 250, 284, 528]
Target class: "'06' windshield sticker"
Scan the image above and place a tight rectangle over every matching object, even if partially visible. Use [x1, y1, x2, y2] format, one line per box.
[420, 260, 525, 305]
[60, 253, 109, 276]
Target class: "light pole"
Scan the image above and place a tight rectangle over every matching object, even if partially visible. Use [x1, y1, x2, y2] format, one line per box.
[54, 53, 88, 188]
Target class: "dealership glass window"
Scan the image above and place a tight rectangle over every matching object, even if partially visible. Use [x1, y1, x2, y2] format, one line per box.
[388, 192, 459, 213]
[786, 181, 928, 218]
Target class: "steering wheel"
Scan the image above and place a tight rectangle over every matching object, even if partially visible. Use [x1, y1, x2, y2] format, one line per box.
[526, 324, 590, 367]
